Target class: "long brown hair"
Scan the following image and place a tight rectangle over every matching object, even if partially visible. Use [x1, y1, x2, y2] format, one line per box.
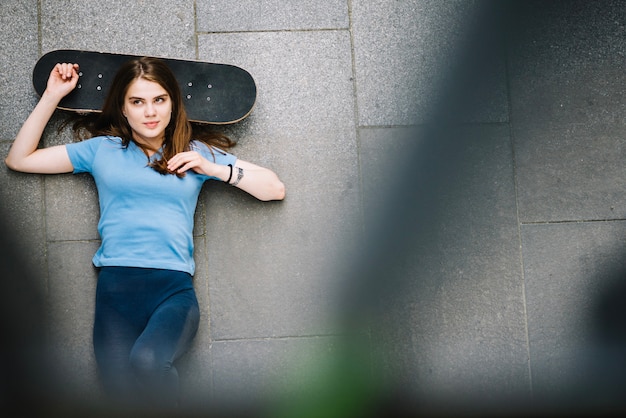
[68, 57, 234, 177]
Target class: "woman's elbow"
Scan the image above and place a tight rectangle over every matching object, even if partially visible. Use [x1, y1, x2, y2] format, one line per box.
[265, 180, 285, 201]
[4, 155, 20, 172]
[258, 178, 285, 201]
[5, 155, 35, 173]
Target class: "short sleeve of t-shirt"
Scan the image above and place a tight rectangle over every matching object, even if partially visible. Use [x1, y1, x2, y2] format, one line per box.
[66, 136, 112, 174]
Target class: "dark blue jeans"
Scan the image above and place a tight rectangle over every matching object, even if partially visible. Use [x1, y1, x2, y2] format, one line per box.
[93, 266, 200, 409]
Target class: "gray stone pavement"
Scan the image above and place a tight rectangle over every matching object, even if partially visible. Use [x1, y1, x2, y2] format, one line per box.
[1, 0, 626, 415]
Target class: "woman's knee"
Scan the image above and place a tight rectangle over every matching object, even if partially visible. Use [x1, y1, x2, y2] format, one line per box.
[129, 345, 171, 377]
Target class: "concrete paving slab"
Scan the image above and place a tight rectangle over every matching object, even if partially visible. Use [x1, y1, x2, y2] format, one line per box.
[198, 31, 355, 132]
[209, 336, 337, 407]
[191, 237, 210, 341]
[364, 125, 530, 407]
[196, 0, 348, 32]
[359, 125, 419, 220]
[40, 0, 196, 58]
[510, 1, 626, 223]
[0, 144, 47, 282]
[351, 0, 508, 127]
[521, 221, 626, 405]
[514, 123, 626, 223]
[47, 240, 101, 401]
[198, 31, 359, 340]
[178, 236, 213, 408]
[203, 183, 357, 340]
[0, 0, 40, 139]
[509, 1, 626, 127]
[45, 173, 99, 241]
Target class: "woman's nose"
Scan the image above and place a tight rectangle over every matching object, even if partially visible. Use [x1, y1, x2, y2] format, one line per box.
[145, 103, 156, 116]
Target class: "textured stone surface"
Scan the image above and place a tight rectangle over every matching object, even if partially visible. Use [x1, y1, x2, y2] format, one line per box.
[2, 0, 626, 414]
[0, 143, 47, 284]
[510, 1, 626, 223]
[362, 125, 530, 407]
[0, 0, 40, 139]
[46, 240, 101, 401]
[198, 30, 359, 340]
[209, 337, 337, 407]
[351, 0, 508, 126]
[513, 122, 626, 223]
[521, 221, 626, 404]
[40, 0, 196, 59]
[196, 0, 349, 32]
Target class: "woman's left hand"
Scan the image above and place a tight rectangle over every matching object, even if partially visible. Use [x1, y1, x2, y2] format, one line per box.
[167, 151, 226, 178]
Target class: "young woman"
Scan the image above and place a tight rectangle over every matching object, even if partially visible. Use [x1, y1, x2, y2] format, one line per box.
[5, 58, 285, 408]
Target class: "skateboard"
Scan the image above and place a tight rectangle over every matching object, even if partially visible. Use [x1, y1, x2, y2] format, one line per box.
[32, 49, 257, 124]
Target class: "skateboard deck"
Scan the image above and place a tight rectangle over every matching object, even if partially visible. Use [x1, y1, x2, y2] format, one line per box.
[33, 49, 256, 124]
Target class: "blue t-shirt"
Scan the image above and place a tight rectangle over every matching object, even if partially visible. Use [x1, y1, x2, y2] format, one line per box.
[65, 136, 236, 275]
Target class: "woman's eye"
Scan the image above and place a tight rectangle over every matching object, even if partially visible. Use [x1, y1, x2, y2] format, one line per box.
[133, 100, 143, 105]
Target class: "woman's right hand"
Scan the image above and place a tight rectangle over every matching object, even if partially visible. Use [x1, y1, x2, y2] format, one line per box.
[44, 63, 80, 101]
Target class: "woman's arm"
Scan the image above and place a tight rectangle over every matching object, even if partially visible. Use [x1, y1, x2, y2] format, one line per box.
[227, 159, 286, 201]
[4, 63, 79, 174]
[167, 152, 286, 201]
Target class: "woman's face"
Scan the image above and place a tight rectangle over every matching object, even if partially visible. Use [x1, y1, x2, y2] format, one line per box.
[122, 77, 172, 147]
